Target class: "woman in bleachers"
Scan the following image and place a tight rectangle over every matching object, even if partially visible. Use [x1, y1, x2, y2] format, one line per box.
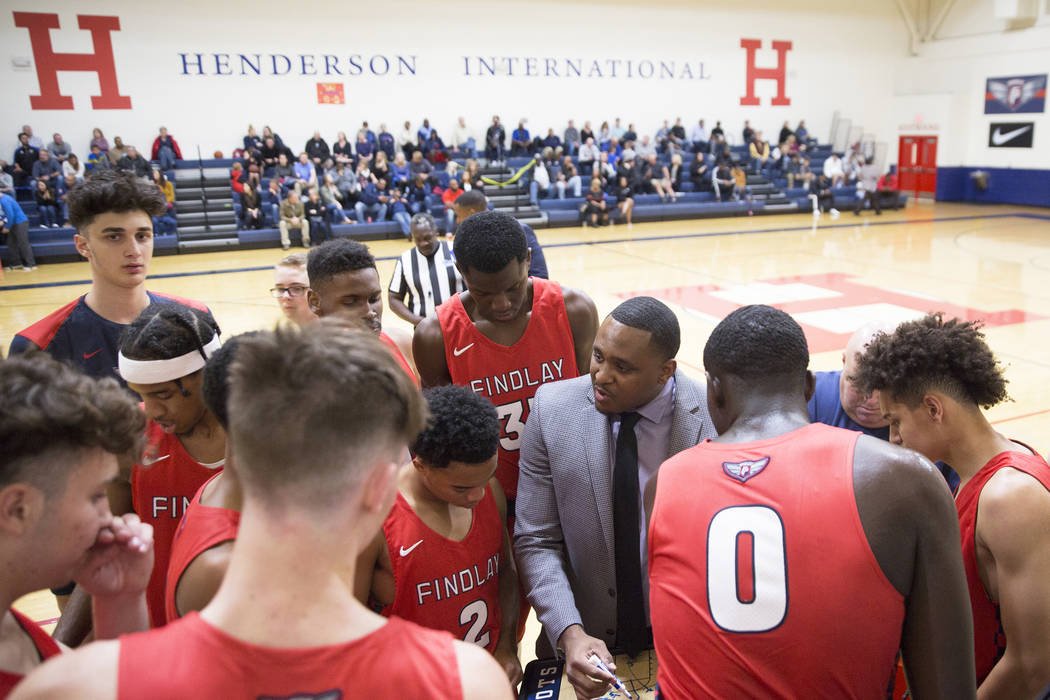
[463, 159, 482, 191]
[582, 177, 609, 227]
[63, 154, 85, 182]
[372, 151, 390, 187]
[355, 158, 375, 189]
[320, 174, 353, 224]
[391, 152, 411, 188]
[240, 179, 265, 230]
[262, 125, 283, 149]
[90, 127, 109, 155]
[244, 125, 264, 152]
[668, 153, 684, 196]
[557, 156, 582, 198]
[151, 169, 178, 236]
[407, 173, 430, 214]
[34, 179, 60, 228]
[333, 131, 354, 168]
[648, 153, 676, 203]
[598, 121, 611, 149]
[580, 121, 595, 146]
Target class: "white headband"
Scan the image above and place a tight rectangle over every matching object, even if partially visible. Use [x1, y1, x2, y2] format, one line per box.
[118, 335, 222, 385]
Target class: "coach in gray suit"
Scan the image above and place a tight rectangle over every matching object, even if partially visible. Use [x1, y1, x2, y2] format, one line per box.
[514, 296, 716, 698]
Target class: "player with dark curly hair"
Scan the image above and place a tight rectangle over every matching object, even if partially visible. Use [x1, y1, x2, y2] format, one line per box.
[357, 384, 522, 686]
[307, 238, 416, 382]
[855, 312, 1050, 697]
[649, 305, 976, 699]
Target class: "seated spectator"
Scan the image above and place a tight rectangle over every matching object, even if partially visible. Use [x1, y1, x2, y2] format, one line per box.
[611, 118, 626, 141]
[615, 175, 634, 226]
[261, 125, 283, 148]
[389, 186, 412, 236]
[670, 118, 688, 150]
[854, 157, 882, 216]
[331, 162, 358, 203]
[243, 124, 263, 152]
[647, 153, 676, 202]
[451, 117, 476, 158]
[417, 118, 433, 145]
[151, 127, 182, 171]
[603, 136, 623, 165]
[616, 151, 642, 194]
[778, 120, 793, 146]
[320, 174, 352, 224]
[354, 158, 374, 189]
[13, 133, 39, 187]
[47, 133, 70, 163]
[31, 148, 61, 186]
[56, 173, 76, 223]
[390, 152, 411, 188]
[690, 119, 709, 153]
[563, 119, 580, 157]
[62, 153, 84, 181]
[749, 132, 771, 175]
[577, 137, 600, 172]
[713, 161, 735, 202]
[355, 178, 388, 223]
[710, 120, 724, 141]
[272, 152, 296, 192]
[242, 146, 263, 178]
[597, 121, 611, 149]
[742, 120, 755, 144]
[260, 137, 283, 167]
[621, 123, 638, 147]
[409, 150, 432, 180]
[304, 131, 330, 169]
[377, 123, 395, 159]
[579, 120, 594, 145]
[116, 145, 151, 179]
[668, 153, 684, 193]
[809, 174, 839, 218]
[529, 155, 551, 206]
[407, 173, 429, 214]
[292, 153, 317, 195]
[596, 151, 616, 185]
[582, 177, 609, 227]
[556, 156, 582, 199]
[85, 144, 110, 172]
[151, 169, 178, 235]
[542, 128, 561, 153]
[264, 177, 283, 224]
[877, 166, 900, 209]
[635, 135, 656, 159]
[356, 131, 374, 162]
[361, 121, 376, 143]
[230, 162, 246, 194]
[279, 189, 310, 250]
[90, 127, 109, 155]
[655, 120, 671, 153]
[463, 159, 483, 191]
[426, 130, 446, 163]
[796, 120, 811, 146]
[511, 121, 531, 156]
[690, 151, 711, 191]
[240, 180, 265, 230]
[441, 178, 462, 231]
[0, 164, 13, 196]
[485, 115, 506, 163]
[331, 131, 352, 167]
[303, 187, 331, 243]
[784, 154, 811, 189]
[372, 151, 391, 186]
[34, 179, 60, 227]
[823, 153, 845, 188]
[397, 120, 415, 159]
[108, 136, 129, 166]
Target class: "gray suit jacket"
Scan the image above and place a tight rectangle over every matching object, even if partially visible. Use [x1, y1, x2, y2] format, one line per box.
[513, 369, 716, 656]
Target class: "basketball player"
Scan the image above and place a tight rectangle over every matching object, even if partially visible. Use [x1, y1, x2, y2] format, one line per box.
[413, 210, 597, 506]
[358, 384, 523, 685]
[117, 302, 227, 628]
[12, 325, 512, 699]
[164, 335, 251, 621]
[8, 170, 207, 387]
[0, 353, 154, 695]
[649, 305, 976, 698]
[854, 313, 1050, 698]
[271, 253, 316, 327]
[307, 238, 417, 382]
[451, 190, 548, 279]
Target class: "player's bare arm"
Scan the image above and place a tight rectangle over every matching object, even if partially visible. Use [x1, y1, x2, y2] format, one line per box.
[383, 325, 419, 382]
[490, 478, 523, 686]
[562, 287, 599, 376]
[454, 639, 515, 699]
[9, 639, 119, 700]
[354, 530, 393, 608]
[387, 289, 424, 327]
[973, 467, 1050, 700]
[853, 436, 977, 699]
[412, 316, 452, 387]
[173, 541, 234, 619]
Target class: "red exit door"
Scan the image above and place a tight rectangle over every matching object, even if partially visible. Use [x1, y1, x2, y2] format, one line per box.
[898, 135, 937, 198]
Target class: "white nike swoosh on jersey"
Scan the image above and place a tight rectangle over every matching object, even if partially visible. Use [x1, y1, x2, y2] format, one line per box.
[399, 539, 423, 556]
[992, 125, 1031, 145]
[140, 454, 171, 466]
[453, 343, 475, 357]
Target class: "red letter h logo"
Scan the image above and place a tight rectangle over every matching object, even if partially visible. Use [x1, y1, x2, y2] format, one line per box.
[13, 12, 131, 110]
[739, 38, 792, 106]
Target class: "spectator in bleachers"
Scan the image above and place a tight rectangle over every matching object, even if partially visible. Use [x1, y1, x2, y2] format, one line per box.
[293, 152, 319, 195]
[784, 154, 803, 189]
[1, 192, 33, 270]
[265, 177, 283, 224]
[377, 124, 395, 159]
[332, 131, 354, 167]
[408, 173, 429, 214]
[611, 118, 626, 141]
[260, 137, 284, 167]
[596, 151, 616, 185]
[320, 173, 352, 224]
[305, 131, 330, 169]
[463, 159, 483, 190]
[361, 121, 376, 143]
[13, 133, 39, 187]
[749, 132, 771, 175]
[795, 120, 811, 146]
[279, 189, 310, 250]
[21, 124, 43, 150]
[810, 175, 839, 218]
[390, 152, 411, 188]
[563, 120, 580, 157]
[389, 186, 412, 236]
[332, 162, 358, 204]
[151, 169, 178, 235]
[635, 135, 656, 159]
[372, 151, 391, 187]
[240, 179, 265, 230]
[34, 179, 60, 228]
[242, 145, 263, 178]
[713, 160, 735, 202]
[529, 154, 550, 206]
[742, 120, 755, 145]
[409, 150, 432, 181]
[690, 151, 711, 191]
[451, 116, 476, 159]
[877, 166, 900, 209]
[151, 127, 182, 171]
[690, 119, 709, 153]
[32, 148, 62, 187]
[655, 121, 671, 153]
[47, 133, 70, 163]
[579, 121, 595, 145]
[511, 121, 531, 157]
[598, 121, 611, 149]
[647, 153, 676, 203]
[417, 118, 433, 146]
[303, 187, 331, 243]
[616, 151, 641, 193]
[854, 157, 882, 216]
[61, 153, 84, 182]
[262, 125, 283, 148]
[669, 153, 684, 193]
[615, 175, 635, 226]
[118, 145, 152, 179]
[354, 158, 374, 188]
[230, 162, 246, 194]
[578, 137, 599, 173]
[243, 125, 263, 152]
[355, 177, 387, 223]
[557, 156, 582, 198]
[353, 130, 372, 162]
[86, 144, 110, 173]
[622, 123, 638, 147]
[56, 173, 76, 225]
[778, 121, 793, 146]
[107, 136, 128, 165]
[671, 118, 688, 150]
[397, 121, 415, 160]
[582, 177, 609, 227]
[90, 127, 109, 155]
[603, 137, 622, 166]
[273, 152, 296, 192]
[542, 129, 561, 153]
[426, 130, 446, 163]
[710, 120, 724, 141]
[441, 178, 463, 231]
[823, 153, 845, 188]
[0, 164, 13, 196]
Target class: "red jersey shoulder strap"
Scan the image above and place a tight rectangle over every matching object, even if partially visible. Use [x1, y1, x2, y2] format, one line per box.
[14, 297, 81, 349]
[9, 609, 61, 661]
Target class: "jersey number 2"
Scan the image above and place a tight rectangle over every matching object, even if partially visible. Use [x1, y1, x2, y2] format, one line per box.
[707, 505, 788, 633]
[460, 599, 491, 648]
[495, 397, 535, 451]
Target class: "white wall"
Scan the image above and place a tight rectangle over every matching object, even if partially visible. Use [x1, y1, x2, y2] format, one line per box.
[2, 0, 908, 160]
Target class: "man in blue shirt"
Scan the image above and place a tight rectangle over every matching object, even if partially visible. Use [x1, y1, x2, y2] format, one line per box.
[808, 323, 892, 439]
[511, 122, 531, 157]
[292, 152, 317, 196]
[1, 192, 34, 270]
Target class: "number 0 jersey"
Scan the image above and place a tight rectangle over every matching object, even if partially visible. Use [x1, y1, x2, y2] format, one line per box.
[436, 277, 578, 500]
[380, 488, 503, 652]
[649, 423, 904, 699]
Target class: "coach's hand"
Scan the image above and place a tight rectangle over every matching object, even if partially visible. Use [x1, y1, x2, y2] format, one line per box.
[494, 640, 523, 688]
[73, 513, 154, 599]
[559, 624, 615, 699]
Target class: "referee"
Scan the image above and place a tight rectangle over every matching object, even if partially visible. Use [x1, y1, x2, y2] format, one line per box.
[387, 213, 465, 326]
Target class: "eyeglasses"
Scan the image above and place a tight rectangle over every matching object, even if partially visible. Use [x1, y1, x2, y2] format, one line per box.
[270, 285, 308, 298]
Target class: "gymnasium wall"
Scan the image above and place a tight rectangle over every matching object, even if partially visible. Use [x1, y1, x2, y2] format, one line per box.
[1, 0, 907, 158]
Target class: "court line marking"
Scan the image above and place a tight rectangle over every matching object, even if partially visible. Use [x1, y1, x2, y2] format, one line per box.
[0, 213, 1041, 293]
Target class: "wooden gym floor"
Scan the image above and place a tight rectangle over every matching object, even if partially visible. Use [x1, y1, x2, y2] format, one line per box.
[4, 200, 1050, 660]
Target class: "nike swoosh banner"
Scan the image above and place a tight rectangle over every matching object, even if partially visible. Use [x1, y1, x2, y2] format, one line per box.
[989, 122, 1034, 148]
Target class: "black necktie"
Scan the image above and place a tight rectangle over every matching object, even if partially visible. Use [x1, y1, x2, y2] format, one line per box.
[614, 411, 646, 658]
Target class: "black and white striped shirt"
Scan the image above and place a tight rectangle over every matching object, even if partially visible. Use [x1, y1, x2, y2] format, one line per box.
[388, 240, 465, 318]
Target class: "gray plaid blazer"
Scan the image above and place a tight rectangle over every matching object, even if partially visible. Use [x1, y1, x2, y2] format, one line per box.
[513, 369, 716, 656]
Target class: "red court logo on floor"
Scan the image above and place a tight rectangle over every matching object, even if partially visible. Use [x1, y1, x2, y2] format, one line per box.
[622, 273, 1043, 354]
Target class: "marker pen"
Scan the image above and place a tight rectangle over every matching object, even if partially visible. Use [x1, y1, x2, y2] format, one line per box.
[588, 653, 630, 697]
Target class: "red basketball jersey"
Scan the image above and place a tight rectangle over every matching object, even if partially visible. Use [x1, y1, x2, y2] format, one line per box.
[956, 447, 1050, 684]
[164, 474, 240, 624]
[436, 277, 578, 499]
[0, 609, 61, 697]
[379, 330, 419, 386]
[649, 423, 904, 699]
[381, 487, 503, 652]
[118, 612, 462, 699]
[131, 421, 224, 628]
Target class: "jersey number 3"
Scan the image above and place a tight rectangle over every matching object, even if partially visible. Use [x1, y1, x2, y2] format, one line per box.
[495, 397, 535, 451]
[707, 505, 788, 633]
